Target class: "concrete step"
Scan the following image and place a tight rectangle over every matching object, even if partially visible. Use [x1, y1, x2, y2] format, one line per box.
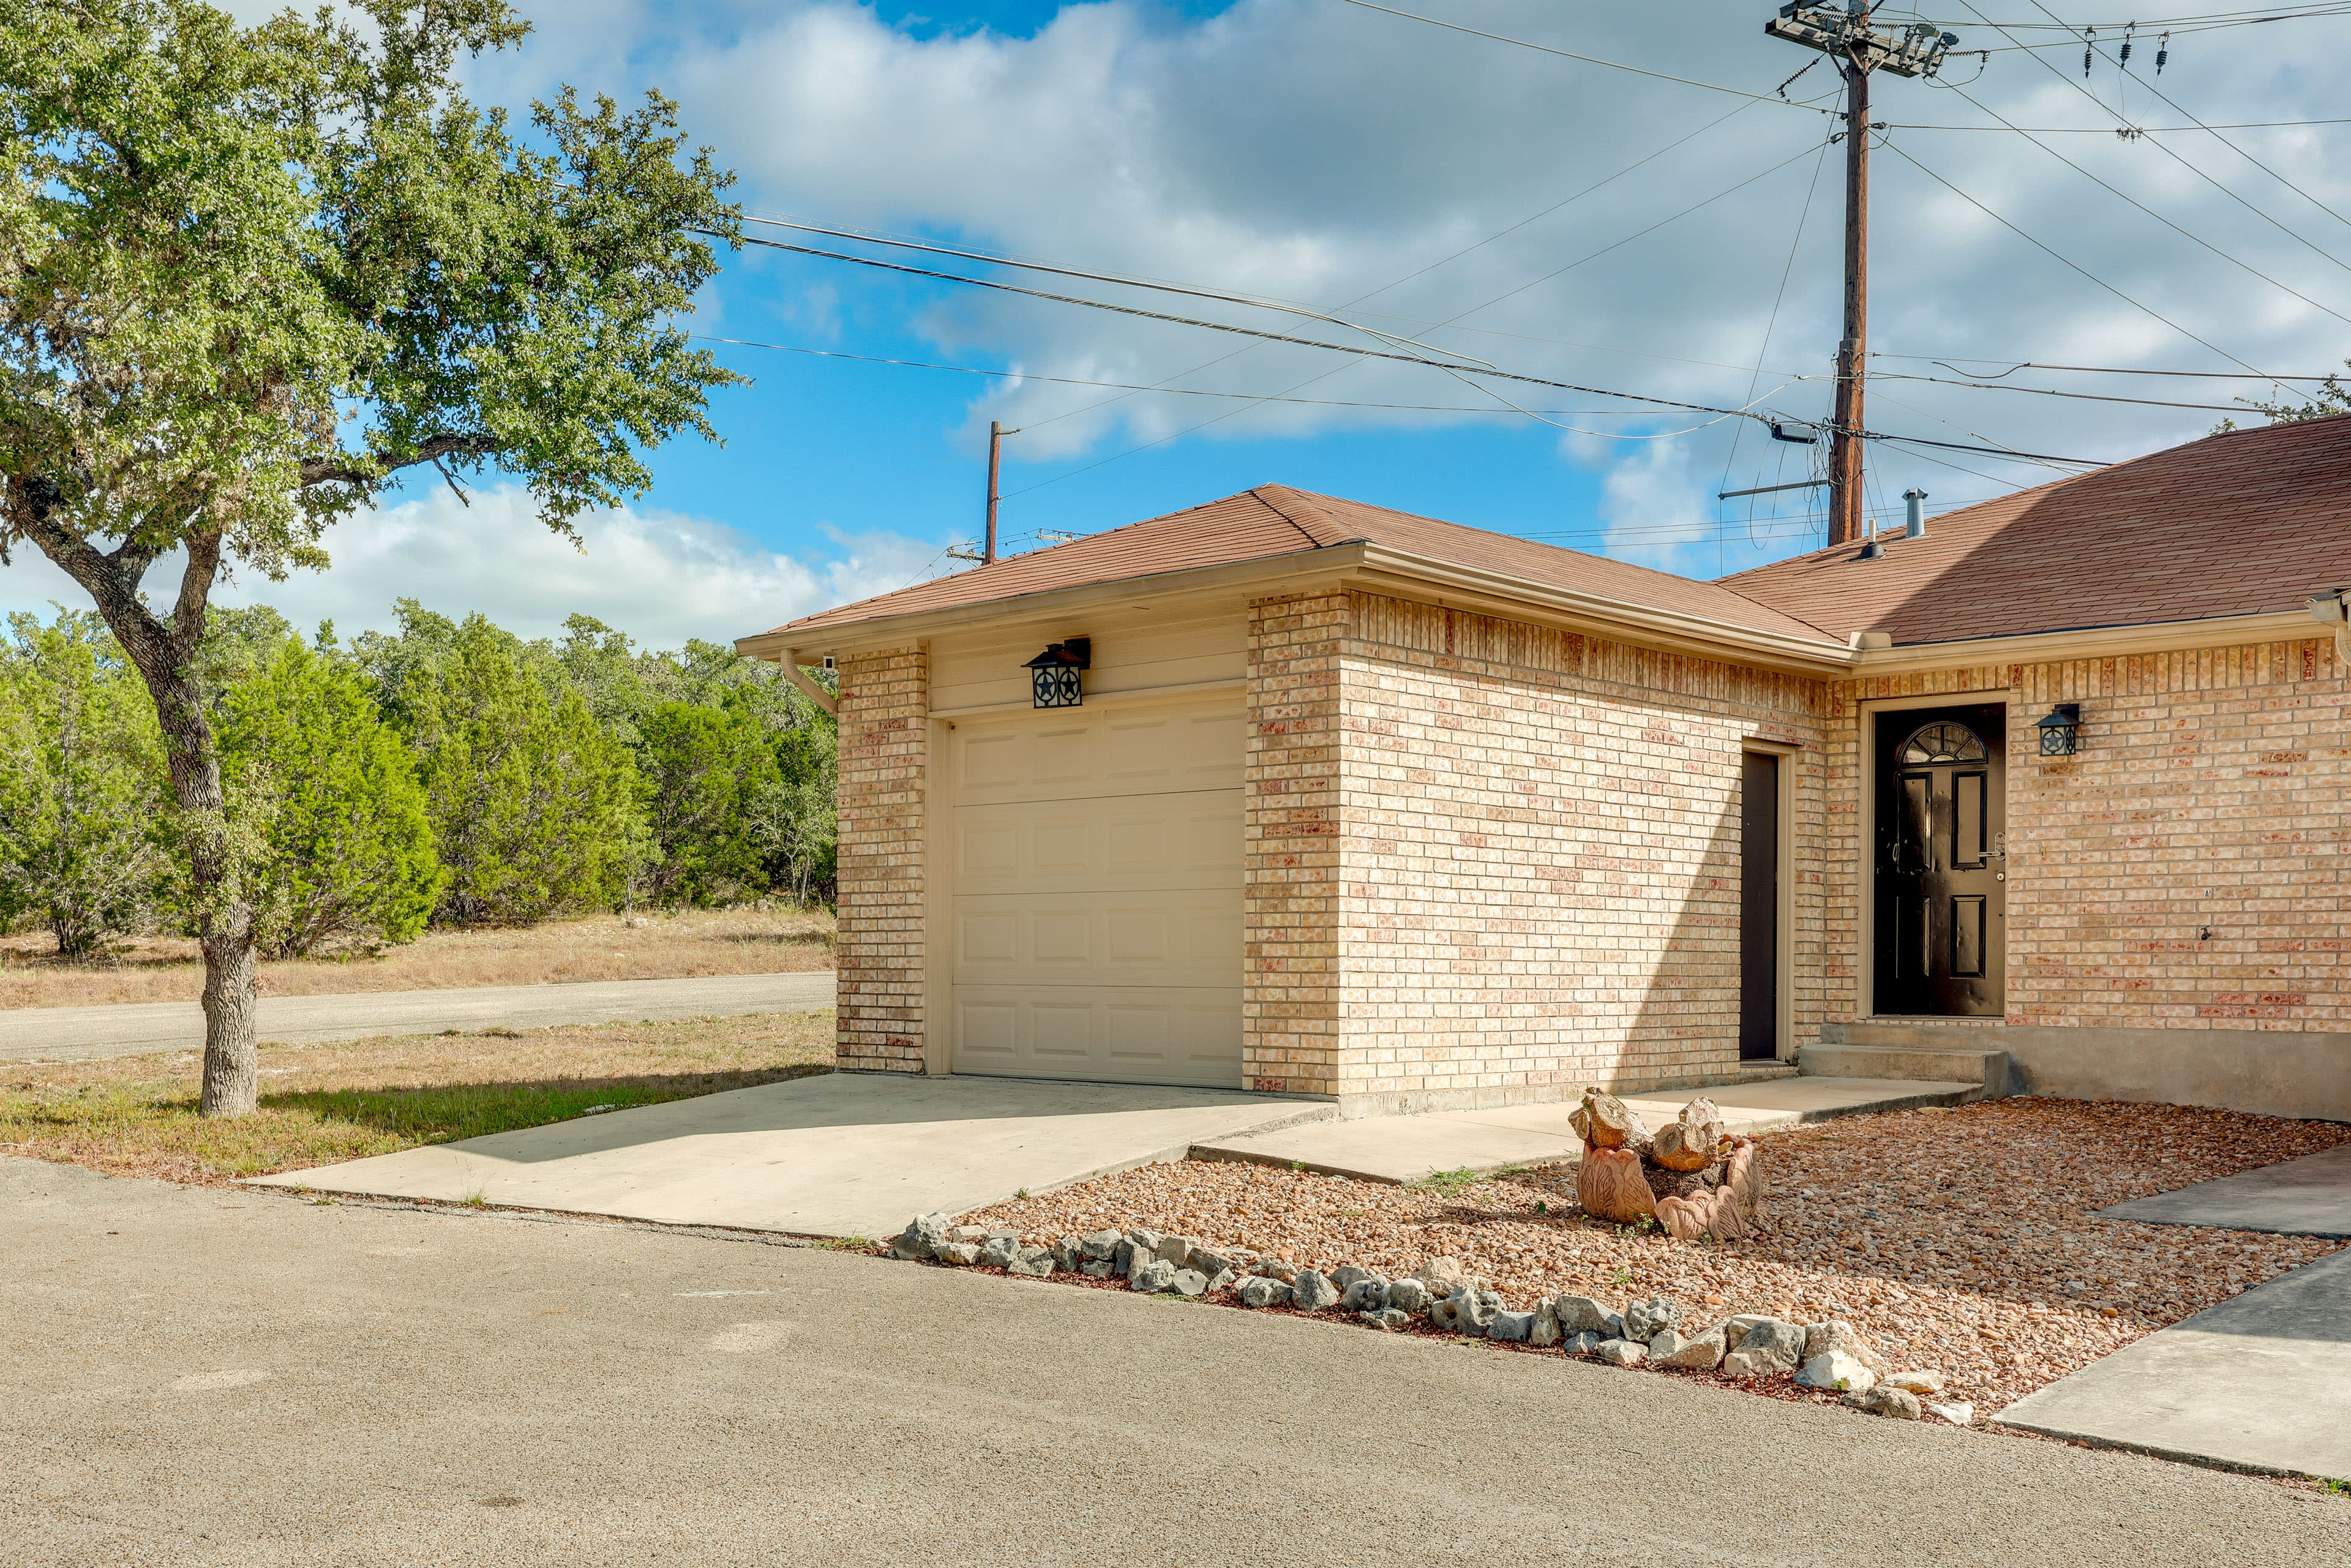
[1799, 1040, 2011, 1100]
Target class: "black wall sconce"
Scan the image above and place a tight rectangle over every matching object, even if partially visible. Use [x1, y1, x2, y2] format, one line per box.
[2036, 702, 2082, 757]
[1024, 637, 1090, 708]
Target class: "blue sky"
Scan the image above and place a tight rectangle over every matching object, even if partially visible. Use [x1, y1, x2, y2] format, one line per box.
[9, 0, 2351, 648]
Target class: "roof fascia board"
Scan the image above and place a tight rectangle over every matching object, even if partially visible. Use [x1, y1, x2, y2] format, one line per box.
[1852, 609, 2325, 675]
[733, 546, 1366, 664]
[1349, 546, 1854, 677]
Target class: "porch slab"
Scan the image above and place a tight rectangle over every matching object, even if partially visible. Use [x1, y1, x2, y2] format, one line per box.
[244, 1073, 1333, 1240]
[1188, 1075, 1977, 1184]
[2095, 1144, 2351, 1238]
[1995, 1247, 2351, 1480]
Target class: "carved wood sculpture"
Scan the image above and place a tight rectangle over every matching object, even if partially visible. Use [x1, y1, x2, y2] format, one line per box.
[1576, 1147, 1658, 1225]
[1573, 1089, 1766, 1240]
[1650, 1096, 1723, 1171]
[1568, 1090, 1651, 1153]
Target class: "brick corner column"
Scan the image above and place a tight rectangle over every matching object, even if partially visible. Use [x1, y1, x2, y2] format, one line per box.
[1243, 591, 1350, 1097]
[834, 645, 928, 1073]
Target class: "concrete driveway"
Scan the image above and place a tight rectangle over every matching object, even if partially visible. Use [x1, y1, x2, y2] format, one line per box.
[0, 971, 837, 1064]
[247, 1073, 1335, 1238]
[6, 1155, 2342, 1567]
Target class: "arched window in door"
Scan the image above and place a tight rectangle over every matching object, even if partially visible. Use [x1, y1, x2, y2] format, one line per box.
[1900, 721, 1989, 767]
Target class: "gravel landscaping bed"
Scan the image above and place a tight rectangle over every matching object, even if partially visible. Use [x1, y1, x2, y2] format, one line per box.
[963, 1097, 2350, 1416]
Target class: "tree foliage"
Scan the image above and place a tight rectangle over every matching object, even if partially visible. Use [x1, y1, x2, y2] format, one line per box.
[0, 612, 170, 954]
[0, 0, 741, 1115]
[215, 636, 441, 959]
[402, 615, 639, 926]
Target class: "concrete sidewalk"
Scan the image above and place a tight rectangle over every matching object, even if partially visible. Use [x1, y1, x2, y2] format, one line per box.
[247, 1073, 1333, 1238]
[1997, 1246, 2351, 1479]
[0, 970, 838, 1064]
[2098, 1144, 2351, 1239]
[1192, 1075, 1979, 1183]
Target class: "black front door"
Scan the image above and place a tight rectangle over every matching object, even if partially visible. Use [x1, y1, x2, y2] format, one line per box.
[1873, 705, 2005, 1016]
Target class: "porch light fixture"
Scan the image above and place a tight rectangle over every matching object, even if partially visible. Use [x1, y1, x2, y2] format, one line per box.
[1024, 637, 1090, 708]
[2036, 702, 2082, 757]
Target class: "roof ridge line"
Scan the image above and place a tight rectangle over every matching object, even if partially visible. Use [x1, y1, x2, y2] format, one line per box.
[1248, 484, 1344, 549]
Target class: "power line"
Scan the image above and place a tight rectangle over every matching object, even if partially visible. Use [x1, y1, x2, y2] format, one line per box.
[995, 98, 1785, 497]
[1875, 138, 2291, 392]
[1872, 370, 2258, 409]
[1946, 3, 2351, 290]
[1918, 81, 2351, 327]
[1874, 353, 2338, 377]
[725, 230, 1763, 418]
[1886, 116, 2351, 130]
[690, 335, 1693, 415]
[1332, 0, 1837, 113]
[2016, 0, 2351, 235]
[735, 216, 1491, 369]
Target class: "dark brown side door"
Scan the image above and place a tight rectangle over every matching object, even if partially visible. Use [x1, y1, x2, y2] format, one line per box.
[1873, 705, 2005, 1016]
[1739, 750, 1780, 1059]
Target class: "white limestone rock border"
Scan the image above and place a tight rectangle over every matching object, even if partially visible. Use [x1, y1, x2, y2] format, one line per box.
[884, 1217, 1933, 1421]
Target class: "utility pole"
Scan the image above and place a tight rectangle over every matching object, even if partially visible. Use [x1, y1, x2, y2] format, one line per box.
[984, 421, 1018, 564]
[1833, 45, 1868, 547]
[1766, 4, 1957, 546]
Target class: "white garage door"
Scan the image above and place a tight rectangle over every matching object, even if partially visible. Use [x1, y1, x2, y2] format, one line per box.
[948, 694, 1244, 1088]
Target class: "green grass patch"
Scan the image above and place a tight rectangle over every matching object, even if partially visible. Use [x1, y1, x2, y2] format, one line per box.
[1413, 1166, 1490, 1194]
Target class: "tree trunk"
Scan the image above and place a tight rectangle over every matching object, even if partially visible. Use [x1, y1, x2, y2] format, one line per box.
[150, 662, 259, 1118]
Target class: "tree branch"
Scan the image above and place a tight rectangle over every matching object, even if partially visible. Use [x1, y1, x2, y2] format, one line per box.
[299, 434, 500, 489]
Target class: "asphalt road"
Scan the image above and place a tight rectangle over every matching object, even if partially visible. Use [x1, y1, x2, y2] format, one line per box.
[0, 972, 838, 1064]
[5, 1158, 2342, 1566]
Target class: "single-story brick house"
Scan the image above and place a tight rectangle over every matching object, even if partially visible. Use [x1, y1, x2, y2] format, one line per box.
[741, 417, 2349, 1121]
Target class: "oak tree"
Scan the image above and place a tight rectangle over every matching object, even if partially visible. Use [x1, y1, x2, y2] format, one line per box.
[0, 0, 741, 1114]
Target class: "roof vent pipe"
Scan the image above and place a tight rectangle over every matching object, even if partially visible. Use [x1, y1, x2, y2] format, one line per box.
[1903, 487, 1929, 539]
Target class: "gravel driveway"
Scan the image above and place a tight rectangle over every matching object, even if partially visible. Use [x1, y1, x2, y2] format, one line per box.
[967, 1097, 2350, 1416]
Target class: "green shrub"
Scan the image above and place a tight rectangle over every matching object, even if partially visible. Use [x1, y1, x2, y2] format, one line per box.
[216, 637, 443, 958]
[403, 616, 640, 924]
[0, 613, 172, 956]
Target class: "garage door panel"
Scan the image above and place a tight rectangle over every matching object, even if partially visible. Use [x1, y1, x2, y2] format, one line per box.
[955, 792, 1239, 891]
[953, 701, 1242, 805]
[951, 893, 1237, 988]
[953, 988, 1242, 1084]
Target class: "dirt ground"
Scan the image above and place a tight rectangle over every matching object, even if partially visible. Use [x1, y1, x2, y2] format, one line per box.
[0, 1010, 836, 1185]
[0, 906, 836, 1010]
[966, 1097, 2351, 1416]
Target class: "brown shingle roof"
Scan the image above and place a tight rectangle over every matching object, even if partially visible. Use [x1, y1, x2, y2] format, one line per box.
[1715, 415, 2351, 644]
[767, 484, 1840, 645]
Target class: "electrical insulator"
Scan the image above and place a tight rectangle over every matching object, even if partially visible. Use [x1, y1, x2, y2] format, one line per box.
[2120, 22, 2134, 69]
[2083, 26, 2096, 77]
[2156, 31, 2169, 73]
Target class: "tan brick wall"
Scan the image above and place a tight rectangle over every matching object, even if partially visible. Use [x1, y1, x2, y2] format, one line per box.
[1242, 591, 1349, 1094]
[834, 645, 928, 1072]
[1826, 636, 2349, 1032]
[1247, 590, 1831, 1105]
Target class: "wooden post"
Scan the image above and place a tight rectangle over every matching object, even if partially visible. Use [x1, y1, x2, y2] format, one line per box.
[1829, 28, 1870, 549]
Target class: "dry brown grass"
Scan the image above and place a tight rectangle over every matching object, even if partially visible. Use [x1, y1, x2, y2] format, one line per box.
[0, 906, 836, 1010]
[0, 1010, 835, 1186]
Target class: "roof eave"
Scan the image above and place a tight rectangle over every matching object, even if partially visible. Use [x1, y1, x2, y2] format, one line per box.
[1850, 607, 2328, 676]
[1349, 544, 1855, 677]
[733, 544, 1364, 663]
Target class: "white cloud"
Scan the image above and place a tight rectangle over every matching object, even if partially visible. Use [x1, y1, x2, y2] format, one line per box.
[609, 0, 2351, 531]
[75, 2, 2351, 564]
[0, 489, 947, 651]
